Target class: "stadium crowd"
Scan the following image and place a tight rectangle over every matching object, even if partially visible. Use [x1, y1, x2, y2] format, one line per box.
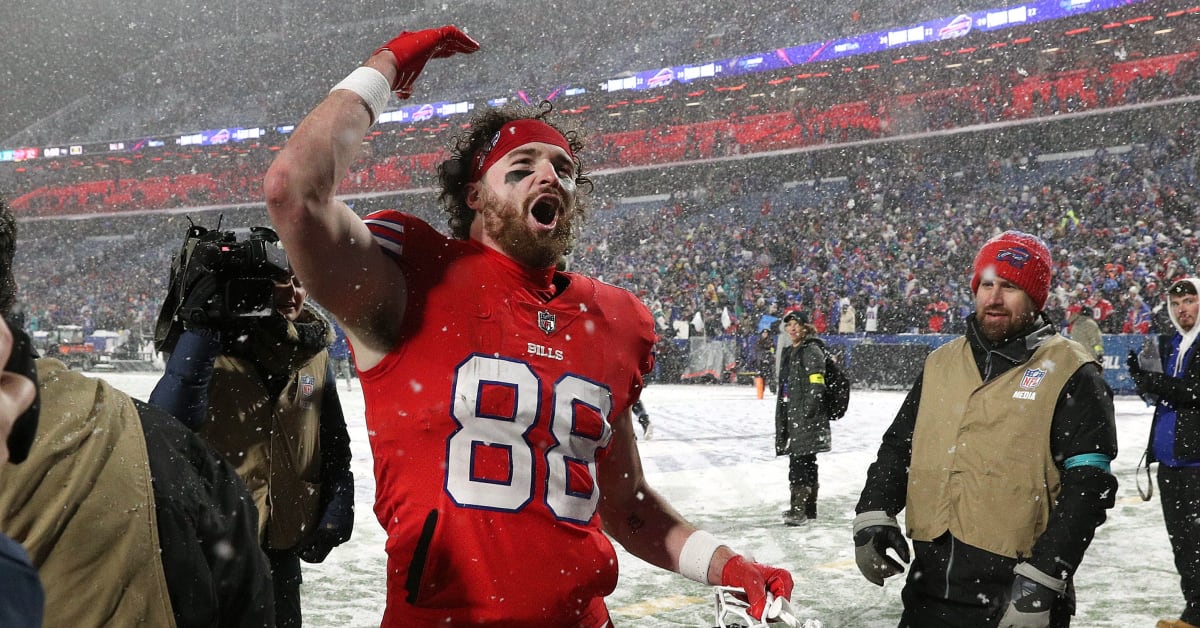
[1, 1, 1197, 376]
[7, 110, 1197, 375]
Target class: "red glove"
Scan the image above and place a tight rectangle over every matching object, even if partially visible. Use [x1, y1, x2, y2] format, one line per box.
[720, 555, 795, 620]
[374, 26, 480, 98]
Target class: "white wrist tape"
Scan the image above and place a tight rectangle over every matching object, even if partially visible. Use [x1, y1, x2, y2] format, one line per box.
[329, 66, 391, 124]
[679, 530, 724, 584]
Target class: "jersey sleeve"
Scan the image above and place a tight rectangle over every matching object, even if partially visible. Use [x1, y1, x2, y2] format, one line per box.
[362, 209, 450, 275]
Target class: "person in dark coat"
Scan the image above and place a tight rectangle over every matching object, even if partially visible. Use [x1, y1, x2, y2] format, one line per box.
[774, 310, 830, 526]
[756, 327, 778, 393]
[1128, 277, 1200, 628]
[854, 231, 1117, 628]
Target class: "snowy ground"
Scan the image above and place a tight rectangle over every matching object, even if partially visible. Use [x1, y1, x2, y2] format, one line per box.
[98, 372, 1174, 627]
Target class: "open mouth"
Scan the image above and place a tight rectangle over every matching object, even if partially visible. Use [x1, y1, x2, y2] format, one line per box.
[531, 198, 560, 226]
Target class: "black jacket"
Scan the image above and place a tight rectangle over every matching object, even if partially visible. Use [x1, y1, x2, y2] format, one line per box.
[856, 313, 1117, 606]
[138, 398, 275, 627]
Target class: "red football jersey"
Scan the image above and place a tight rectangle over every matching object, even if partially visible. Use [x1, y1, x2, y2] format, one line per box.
[359, 210, 656, 626]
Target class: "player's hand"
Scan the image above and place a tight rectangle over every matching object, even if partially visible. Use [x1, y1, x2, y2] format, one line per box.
[374, 26, 480, 98]
[719, 555, 795, 620]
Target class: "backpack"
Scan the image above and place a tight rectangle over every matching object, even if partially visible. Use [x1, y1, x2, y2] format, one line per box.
[822, 350, 851, 420]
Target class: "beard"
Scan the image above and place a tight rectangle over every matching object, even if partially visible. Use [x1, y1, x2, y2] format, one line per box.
[478, 184, 577, 268]
[977, 307, 1037, 343]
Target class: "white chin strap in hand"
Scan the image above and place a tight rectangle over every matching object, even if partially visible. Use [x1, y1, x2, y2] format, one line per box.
[713, 586, 817, 628]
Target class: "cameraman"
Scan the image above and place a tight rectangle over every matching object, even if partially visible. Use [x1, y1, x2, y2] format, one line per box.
[150, 227, 355, 628]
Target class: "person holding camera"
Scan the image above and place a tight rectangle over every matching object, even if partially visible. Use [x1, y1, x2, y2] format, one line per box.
[0, 200, 274, 627]
[150, 225, 355, 628]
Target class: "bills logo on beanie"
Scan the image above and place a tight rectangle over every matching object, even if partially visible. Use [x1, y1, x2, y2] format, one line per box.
[970, 230, 1053, 310]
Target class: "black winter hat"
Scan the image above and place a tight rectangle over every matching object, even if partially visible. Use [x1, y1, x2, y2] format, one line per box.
[782, 310, 808, 325]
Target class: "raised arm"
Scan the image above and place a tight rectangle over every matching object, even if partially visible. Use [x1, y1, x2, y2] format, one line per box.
[264, 27, 478, 368]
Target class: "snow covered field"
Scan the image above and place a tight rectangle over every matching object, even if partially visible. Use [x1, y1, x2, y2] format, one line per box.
[99, 373, 1172, 627]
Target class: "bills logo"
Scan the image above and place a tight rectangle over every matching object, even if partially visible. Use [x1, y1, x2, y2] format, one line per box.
[412, 104, 435, 122]
[538, 310, 556, 335]
[647, 67, 674, 89]
[938, 14, 973, 40]
[527, 342, 564, 361]
[1013, 368, 1045, 400]
[996, 246, 1032, 269]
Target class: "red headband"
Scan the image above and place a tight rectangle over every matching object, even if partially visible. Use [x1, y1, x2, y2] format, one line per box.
[469, 119, 574, 182]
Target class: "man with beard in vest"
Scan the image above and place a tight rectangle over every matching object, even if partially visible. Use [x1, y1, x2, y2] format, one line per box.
[853, 230, 1117, 628]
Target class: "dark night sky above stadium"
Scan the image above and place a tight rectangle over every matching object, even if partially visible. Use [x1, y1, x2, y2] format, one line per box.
[0, 0, 1017, 145]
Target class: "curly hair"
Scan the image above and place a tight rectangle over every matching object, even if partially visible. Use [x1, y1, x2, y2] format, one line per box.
[0, 199, 16, 317]
[437, 101, 593, 240]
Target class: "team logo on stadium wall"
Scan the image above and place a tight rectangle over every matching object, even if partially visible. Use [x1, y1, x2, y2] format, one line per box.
[412, 104, 435, 122]
[647, 68, 675, 89]
[938, 14, 973, 40]
[538, 310, 557, 334]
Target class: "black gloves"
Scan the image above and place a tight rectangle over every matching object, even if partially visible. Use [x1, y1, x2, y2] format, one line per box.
[1127, 350, 1163, 394]
[998, 562, 1067, 628]
[852, 511, 910, 586]
[298, 471, 354, 564]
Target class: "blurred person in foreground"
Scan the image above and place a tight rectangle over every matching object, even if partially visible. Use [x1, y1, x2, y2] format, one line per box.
[262, 25, 793, 626]
[1128, 278, 1200, 628]
[0, 304, 40, 627]
[150, 226, 355, 628]
[853, 230, 1117, 628]
[774, 310, 830, 527]
[0, 199, 273, 627]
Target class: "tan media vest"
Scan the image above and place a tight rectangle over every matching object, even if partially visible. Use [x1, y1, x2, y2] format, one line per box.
[0, 359, 176, 627]
[203, 350, 328, 550]
[906, 335, 1095, 558]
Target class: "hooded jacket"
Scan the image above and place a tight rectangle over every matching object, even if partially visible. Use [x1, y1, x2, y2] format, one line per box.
[1143, 277, 1200, 466]
[151, 306, 354, 553]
